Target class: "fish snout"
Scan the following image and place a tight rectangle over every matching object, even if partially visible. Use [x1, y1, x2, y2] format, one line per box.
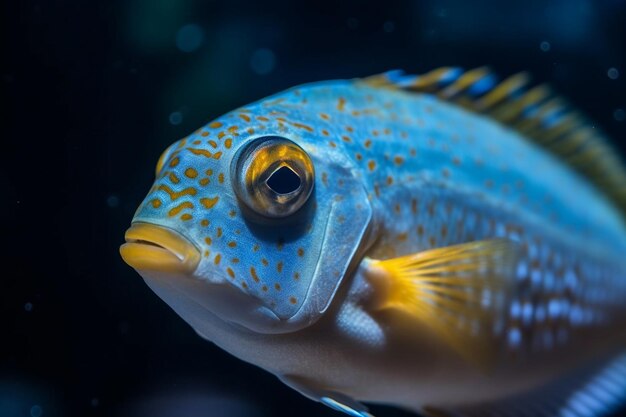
[120, 223, 200, 274]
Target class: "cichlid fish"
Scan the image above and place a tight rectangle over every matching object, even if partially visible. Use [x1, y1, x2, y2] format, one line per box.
[120, 67, 626, 417]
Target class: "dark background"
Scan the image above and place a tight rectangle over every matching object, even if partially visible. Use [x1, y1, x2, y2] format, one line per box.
[2, 0, 625, 416]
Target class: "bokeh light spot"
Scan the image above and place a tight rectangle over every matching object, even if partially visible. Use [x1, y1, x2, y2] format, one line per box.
[540, 41, 551, 52]
[607, 67, 620, 80]
[107, 194, 120, 208]
[30, 405, 42, 417]
[24, 302, 33, 312]
[176, 24, 204, 53]
[250, 48, 276, 75]
[614, 108, 625, 122]
[169, 111, 183, 125]
[383, 21, 395, 33]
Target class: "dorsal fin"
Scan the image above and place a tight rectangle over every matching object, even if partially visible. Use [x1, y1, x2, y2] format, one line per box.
[363, 68, 626, 219]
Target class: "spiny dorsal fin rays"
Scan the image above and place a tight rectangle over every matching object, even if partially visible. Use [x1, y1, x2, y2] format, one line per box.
[512, 98, 566, 134]
[488, 84, 552, 123]
[438, 67, 492, 100]
[361, 68, 626, 220]
[363, 239, 520, 369]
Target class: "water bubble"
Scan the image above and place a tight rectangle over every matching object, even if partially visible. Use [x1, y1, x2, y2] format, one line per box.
[614, 108, 625, 122]
[24, 302, 33, 312]
[540, 41, 551, 52]
[106, 195, 119, 208]
[169, 111, 183, 125]
[607, 67, 620, 80]
[30, 405, 42, 417]
[90, 398, 99, 407]
[347, 17, 359, 30]
[176, 24, 205, 53]
[250, 48, 276, 75]
[383, 21, 395, 33]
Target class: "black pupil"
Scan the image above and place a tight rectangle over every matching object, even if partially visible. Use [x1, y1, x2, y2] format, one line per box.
[267, 166, 301, 194]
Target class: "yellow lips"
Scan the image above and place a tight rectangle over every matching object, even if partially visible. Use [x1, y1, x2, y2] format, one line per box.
[120, 223, 200, 273]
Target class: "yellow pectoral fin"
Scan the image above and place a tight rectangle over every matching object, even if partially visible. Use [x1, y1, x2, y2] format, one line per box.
[364, 239, 519, 368]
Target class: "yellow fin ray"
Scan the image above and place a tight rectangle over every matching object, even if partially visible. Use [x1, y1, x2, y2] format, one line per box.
[364, 239, 519, 367]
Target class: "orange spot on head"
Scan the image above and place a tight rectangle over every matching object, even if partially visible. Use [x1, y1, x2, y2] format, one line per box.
[185, 168, 198, 178]
[168, 172, 180, 184]
[289, 297, 297, 305]
[168, 201, 194, 217]
[293, 272, 300, 280]
[364, 139, 372, 148]
[209, 121, 223, 129]
[201, 219, 209, 227]
[250, 267, 260, 282]
[205, 237, 212, 245]
[228, 241, 237, 248]
[341, 135, 351, 143]
[322, 129, 329, 136]
[208, 140, 218, 148]
[216, 227, 222, 238]
[151, 199, 162, 208]
[201, 131, 209, 137]
[394, 156, 404, 165]
[274, 283, 281, 291]
[293, 122, 314, 132]
[239, 113, 251, 123]
[169, 157, 180, 167]
[320, 113, 330, 120]
[199, 178, 210, 186]
[368, 160, 376, 171]
[187, 148, 213, 158]
[277, 262, 283, 273]
[297, 248, 304, 257]
[218, 173, 224, 183]
[200, 196, 219, 209]
[225, 138, 232, 149]
[180, 213, 193, 221]
[227, 267, 235, 279]
[214, 254, 221, 265]
[337, 97, 346, 111]
[253, 244, 260, 252]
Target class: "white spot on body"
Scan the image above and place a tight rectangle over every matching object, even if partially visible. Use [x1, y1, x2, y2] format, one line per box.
[507, 327, 522, 348]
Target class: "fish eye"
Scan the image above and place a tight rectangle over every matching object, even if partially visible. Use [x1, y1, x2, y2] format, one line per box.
[231, 136, 314, 218]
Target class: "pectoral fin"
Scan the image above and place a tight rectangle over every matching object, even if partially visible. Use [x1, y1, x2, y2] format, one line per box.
[364, 239, 519, 367]
[279, 374, 375, 417]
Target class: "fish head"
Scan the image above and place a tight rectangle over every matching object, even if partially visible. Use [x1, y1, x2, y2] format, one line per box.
[120, 93, 373, 334]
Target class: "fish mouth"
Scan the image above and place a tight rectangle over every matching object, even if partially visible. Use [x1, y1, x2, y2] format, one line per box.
[120, 223, 200, 273]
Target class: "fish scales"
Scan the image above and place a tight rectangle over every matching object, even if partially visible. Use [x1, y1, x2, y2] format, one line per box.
[121, 71, 626, 417]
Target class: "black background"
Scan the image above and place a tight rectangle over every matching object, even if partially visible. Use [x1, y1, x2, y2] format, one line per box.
[3, 0, 625, 416]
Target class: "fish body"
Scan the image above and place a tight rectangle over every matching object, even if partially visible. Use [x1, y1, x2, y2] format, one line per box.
[121, 69, 626, 416]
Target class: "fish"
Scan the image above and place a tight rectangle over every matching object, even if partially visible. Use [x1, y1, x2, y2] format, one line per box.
[120, 67, 626, 417]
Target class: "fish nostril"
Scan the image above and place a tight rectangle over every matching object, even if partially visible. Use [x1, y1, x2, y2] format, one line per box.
[266, 165, 302, 194]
